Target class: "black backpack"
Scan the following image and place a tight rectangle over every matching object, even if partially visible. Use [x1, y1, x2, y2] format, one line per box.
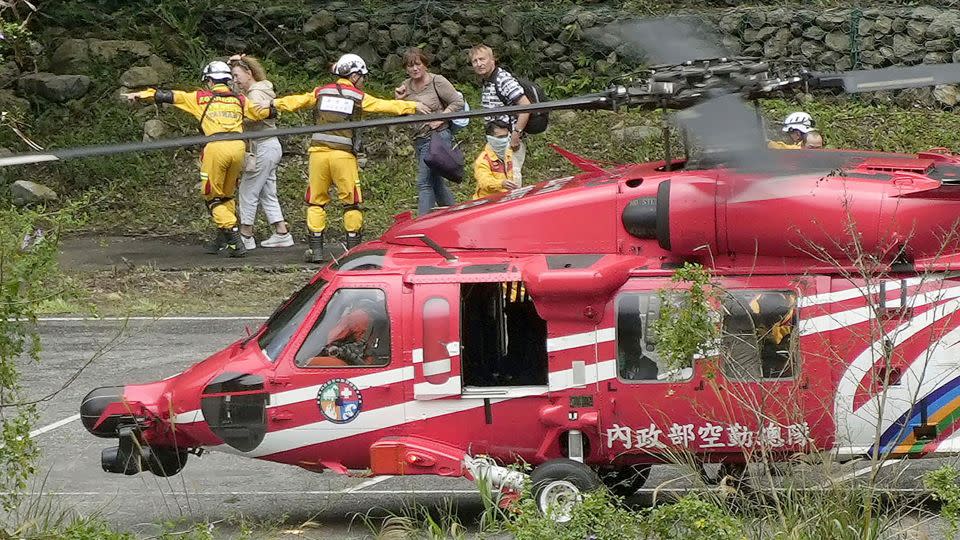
[496, 73, 549, 135]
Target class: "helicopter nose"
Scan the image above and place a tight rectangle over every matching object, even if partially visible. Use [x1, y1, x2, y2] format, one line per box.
[80, 386, 125, 438]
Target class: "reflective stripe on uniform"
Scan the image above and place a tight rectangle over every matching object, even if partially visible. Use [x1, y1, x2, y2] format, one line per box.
[312, 133, 353, 146]
[317, 86, 364, 101]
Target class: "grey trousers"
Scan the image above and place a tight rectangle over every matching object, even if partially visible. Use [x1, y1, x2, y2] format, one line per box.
[238, 137, 284, 226]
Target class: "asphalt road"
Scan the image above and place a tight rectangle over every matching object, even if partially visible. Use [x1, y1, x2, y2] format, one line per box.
[18, 318, 956, 538]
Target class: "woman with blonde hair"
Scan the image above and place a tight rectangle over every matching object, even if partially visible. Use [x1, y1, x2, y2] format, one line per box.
[228, 54, 292, 249]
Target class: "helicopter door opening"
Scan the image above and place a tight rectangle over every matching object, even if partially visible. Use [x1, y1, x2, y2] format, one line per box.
[461, 282, 548, 389]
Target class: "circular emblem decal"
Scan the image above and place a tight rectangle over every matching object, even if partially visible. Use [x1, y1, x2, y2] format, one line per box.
[317, 378, 363, 424]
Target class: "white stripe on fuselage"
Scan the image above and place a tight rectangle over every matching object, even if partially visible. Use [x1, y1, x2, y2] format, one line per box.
[174, 329, 613, 425]
[209, 358, 619, 458]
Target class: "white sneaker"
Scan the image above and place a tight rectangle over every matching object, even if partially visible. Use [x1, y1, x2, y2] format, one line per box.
[261, 232, 294, 248]
[241, 235, 256, 251]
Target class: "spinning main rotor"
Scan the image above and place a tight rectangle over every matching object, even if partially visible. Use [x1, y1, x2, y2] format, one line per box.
[1, 17, 960, 168]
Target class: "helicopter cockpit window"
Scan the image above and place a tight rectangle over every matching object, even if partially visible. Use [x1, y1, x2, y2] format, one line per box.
[257, 278, 328, 362]
[616, 292, 693, 382]
[294, 288, 391, 368]
[721, 290, 797, 380]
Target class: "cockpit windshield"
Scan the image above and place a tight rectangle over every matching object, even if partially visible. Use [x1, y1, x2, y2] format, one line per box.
[257, 278, 328, 361]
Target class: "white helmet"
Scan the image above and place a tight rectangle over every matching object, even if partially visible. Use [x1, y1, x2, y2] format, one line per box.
[332, 54, 369, 77]
[201, 60, 232, 83]
[782, 111, 814, 133]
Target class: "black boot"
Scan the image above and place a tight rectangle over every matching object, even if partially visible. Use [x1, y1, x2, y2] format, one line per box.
[304, 232, 324, 263]
[223, 227, 247, 258]
[346, 231, 362, 249]
[204, 229, 227, 254]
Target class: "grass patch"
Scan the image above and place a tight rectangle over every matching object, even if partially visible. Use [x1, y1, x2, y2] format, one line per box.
[42, 267, 314, 316]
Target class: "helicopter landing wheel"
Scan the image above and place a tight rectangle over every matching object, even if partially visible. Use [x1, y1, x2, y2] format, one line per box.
[530, 458, 602, 522]
[598, 464, 652, 497]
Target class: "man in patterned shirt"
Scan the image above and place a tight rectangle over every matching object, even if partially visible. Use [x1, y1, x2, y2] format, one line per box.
[469, 44, 531, 185]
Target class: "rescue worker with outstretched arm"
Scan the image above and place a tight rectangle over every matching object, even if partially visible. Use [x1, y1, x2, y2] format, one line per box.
[123, 61, 269, 257]
[268, 54, 427, 263]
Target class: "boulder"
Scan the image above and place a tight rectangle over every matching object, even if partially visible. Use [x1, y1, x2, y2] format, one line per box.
[860, 49, 885, 65]
[440, 20, 462, 37]
[544, 43, 566, 58]
[11, 180, 58, 207]
[142, 118, 166, 141]
[891, 17, 907, 33]
[148, 54, 176, 81]
[354, 42, 380, 70]
[348, 21, 369, 36]
[87, 39, 151, 61]
[577, 11, 599, 28]
[502, 13, 521, 37]
[874, 15, 893, 35]
[802, 26, 825, 40]
[857, 18, 876, 36]
[911, 6, 941, 22]
[559, 61, 575, 74]
[923, 52, 951, 64]
[120, 66, 160, 88]
[906, 20, 928, 41]
[721, 36, 743, 55]
[718, 13, 743, 34]
[764, 29, 793, 57]
[834, 55, 852, 72]
[824, 31, 849, 52]
[742, 10, 766, 28]
[954, 49, 960, 64]
[383, 53, 403, 74]
[800, 40, 825, 58]
[612, 125, 658, 142]
[50, 38, 89, 74]
[925, 11, 959, 39]
[17, 73, 91, 102]
[390, 24, 412, 44]
[815, 11, 848, 29]
[743, 26, 776, 43]
[892, 34, 921, 59]
[303, 10, 336, 33]
[925, 37, 954, 52]
[934, 84, 959, 106]
[816, 50, 842, 67]
[0, 61, 20, 88]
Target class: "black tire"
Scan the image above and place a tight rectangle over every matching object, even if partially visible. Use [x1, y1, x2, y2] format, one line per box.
[598, 464, 652, 497]
[530, 459, 602, 522]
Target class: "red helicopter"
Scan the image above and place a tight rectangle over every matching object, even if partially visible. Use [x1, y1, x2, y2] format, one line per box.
[8, 19, 960, 518]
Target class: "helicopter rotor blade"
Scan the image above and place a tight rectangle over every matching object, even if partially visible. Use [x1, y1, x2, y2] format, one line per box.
[0, 94, 612, 168]
[815, 62, 960, 93]
[586, 17, 728, 66]
[674, 92, 766, 157]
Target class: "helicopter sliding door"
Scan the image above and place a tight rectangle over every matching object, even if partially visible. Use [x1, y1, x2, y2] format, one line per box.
[411, 284, 462, 400]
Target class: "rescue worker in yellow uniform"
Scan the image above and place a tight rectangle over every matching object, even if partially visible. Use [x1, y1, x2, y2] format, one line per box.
[268, 54, 426, 263]
[123, 61, 268, 257]
[767, 111, 824, 150]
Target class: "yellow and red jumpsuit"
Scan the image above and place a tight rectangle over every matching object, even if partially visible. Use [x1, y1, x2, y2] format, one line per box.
[473, 145, 515, 200]
[272, 79, 417, 235]
[133, 84, 267, 229]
